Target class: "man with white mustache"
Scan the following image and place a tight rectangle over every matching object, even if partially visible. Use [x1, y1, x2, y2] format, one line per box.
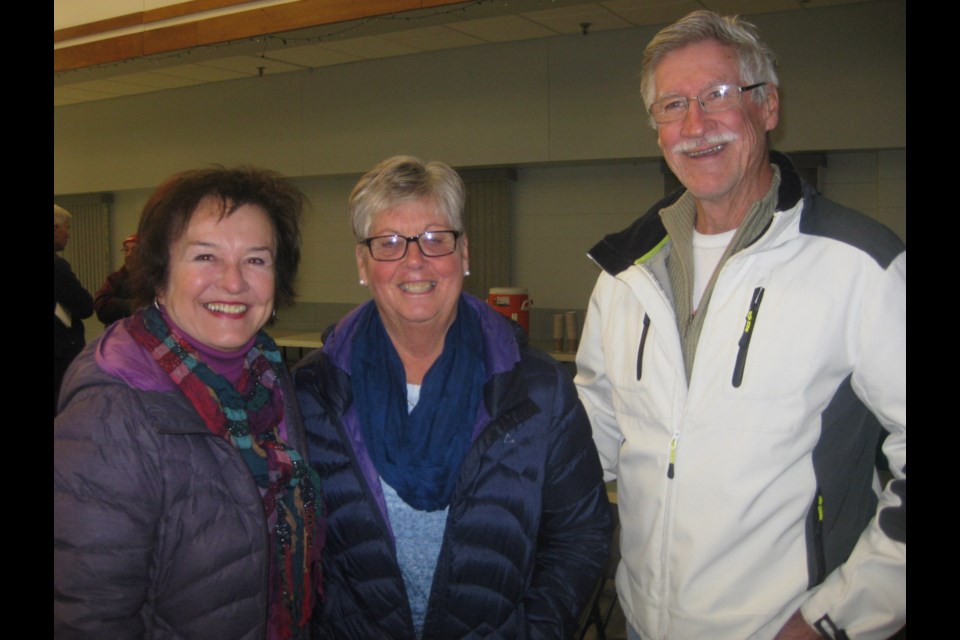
[575, 10, 905, 640]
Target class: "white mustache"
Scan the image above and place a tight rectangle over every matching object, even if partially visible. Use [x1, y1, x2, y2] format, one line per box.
[671, 133, 738, 154]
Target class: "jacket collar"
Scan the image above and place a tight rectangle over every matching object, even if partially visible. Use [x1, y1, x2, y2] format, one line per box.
[588, 150, 804, 277]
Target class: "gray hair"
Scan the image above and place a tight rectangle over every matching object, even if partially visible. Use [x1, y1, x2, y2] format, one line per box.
[640, 11, 779, 128]
[349, 155, 465, 241]
[54, 204, 72, 227]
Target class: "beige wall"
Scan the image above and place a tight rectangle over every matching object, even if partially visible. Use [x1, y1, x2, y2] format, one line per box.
[55, 1, 905, 193]
[821, 150, 907, 243]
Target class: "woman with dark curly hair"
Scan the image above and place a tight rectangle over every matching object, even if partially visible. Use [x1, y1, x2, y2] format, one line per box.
[54, 167, 324, 639]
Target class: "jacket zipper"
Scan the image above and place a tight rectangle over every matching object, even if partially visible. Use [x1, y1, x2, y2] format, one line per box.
[813, 614, 851, 640]
[636, 313, 651, 380]
[666, 431, 679, 479]
[731, 286, 765, 387]
[812, 491, 826, 586]
[658, 428, 681, 637]
[627, 260, 686, 637]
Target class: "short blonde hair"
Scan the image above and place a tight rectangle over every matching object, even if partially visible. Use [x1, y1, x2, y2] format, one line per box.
[349, 156, 465, 241]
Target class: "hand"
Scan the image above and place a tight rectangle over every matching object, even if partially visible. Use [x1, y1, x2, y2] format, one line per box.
[774, 610, 820, 639]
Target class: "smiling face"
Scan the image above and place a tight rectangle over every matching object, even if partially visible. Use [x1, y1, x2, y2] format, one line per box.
[158, 198, 276, 352]
[357, 197, 468, 340]
[654, 40, 779, 228]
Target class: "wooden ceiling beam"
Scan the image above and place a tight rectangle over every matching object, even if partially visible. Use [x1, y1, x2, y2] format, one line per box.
[55, 0, 470, 73]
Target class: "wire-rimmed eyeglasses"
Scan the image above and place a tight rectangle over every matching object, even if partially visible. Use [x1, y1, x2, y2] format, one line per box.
[649, 82, 767, 124]
[360, 230, 461, 262]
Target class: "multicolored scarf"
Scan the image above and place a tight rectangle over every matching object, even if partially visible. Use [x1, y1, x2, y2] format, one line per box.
[128, 305, 323, 639]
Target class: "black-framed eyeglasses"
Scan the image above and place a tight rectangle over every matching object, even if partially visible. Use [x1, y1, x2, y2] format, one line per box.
[649, 82, 767, 124]
[360, 230, 461, 262]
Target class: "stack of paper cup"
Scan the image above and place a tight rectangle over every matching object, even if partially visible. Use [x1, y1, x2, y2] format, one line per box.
[553, 314, 565, 352]
[565, 311, 579, 353]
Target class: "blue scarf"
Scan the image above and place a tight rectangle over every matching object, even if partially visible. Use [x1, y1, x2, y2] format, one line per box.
[351, 296, 486, 512]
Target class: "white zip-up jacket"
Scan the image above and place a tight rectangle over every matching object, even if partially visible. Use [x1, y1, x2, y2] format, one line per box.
[575, 152, 905, 640]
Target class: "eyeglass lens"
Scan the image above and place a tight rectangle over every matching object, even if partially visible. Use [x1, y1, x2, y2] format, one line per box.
[652, 83, 762, 123]
[367, 231, 458, 261]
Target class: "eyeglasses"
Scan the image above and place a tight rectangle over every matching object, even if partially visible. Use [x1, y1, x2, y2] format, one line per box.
[649, 82, 767, 124]
[360, 230, 461, 262]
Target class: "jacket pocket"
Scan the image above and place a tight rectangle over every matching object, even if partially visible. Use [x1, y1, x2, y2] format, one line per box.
[805, 489, 827, 588]
[636, 313, 650, 381]
[731, 287, 764, 388]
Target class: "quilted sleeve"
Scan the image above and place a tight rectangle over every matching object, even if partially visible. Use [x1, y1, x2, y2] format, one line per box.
[54, 383, 162, 638]
[525, 365, 614, 639]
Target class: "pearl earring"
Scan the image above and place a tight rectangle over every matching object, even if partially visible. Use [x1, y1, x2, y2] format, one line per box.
[464, 269, 471, 277]
[359, 279, 367, 286]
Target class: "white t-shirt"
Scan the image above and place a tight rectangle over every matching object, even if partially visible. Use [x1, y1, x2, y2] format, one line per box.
[692, 227, 737, 310]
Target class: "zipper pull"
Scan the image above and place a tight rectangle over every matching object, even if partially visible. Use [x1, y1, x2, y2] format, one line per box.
[636, 314, 651, 380]
[684, 311, 696, 337]
[732, 286, 765, 388]
[667, 431, 679, 479]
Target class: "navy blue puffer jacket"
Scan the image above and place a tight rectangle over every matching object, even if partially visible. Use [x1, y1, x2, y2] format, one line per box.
[295, 296, 612, 639]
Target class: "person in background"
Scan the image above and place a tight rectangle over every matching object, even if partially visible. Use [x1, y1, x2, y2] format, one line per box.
[54, 167, 324, 639]
[574, 11, 905, 640]
[94, 233, 139, 325]
[54, 204, 93, 417]
[295, 155, 612, 639]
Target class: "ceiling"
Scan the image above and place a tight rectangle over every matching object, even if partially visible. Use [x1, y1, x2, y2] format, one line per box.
[54, 0, 872, 108]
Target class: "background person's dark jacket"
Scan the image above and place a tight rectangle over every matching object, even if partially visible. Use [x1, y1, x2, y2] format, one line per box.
[54, 254, 93, 358]
[54, 254, 93, 413]
[93, 265, 136, 325]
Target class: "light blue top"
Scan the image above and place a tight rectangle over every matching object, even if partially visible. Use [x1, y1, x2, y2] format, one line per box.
[380, 383, 448, 638]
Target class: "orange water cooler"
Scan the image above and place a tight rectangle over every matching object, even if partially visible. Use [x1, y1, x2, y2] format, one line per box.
[487, 287, 531, 333]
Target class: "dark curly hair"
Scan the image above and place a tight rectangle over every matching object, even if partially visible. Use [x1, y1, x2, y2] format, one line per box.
[131, 166, 304, 310]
